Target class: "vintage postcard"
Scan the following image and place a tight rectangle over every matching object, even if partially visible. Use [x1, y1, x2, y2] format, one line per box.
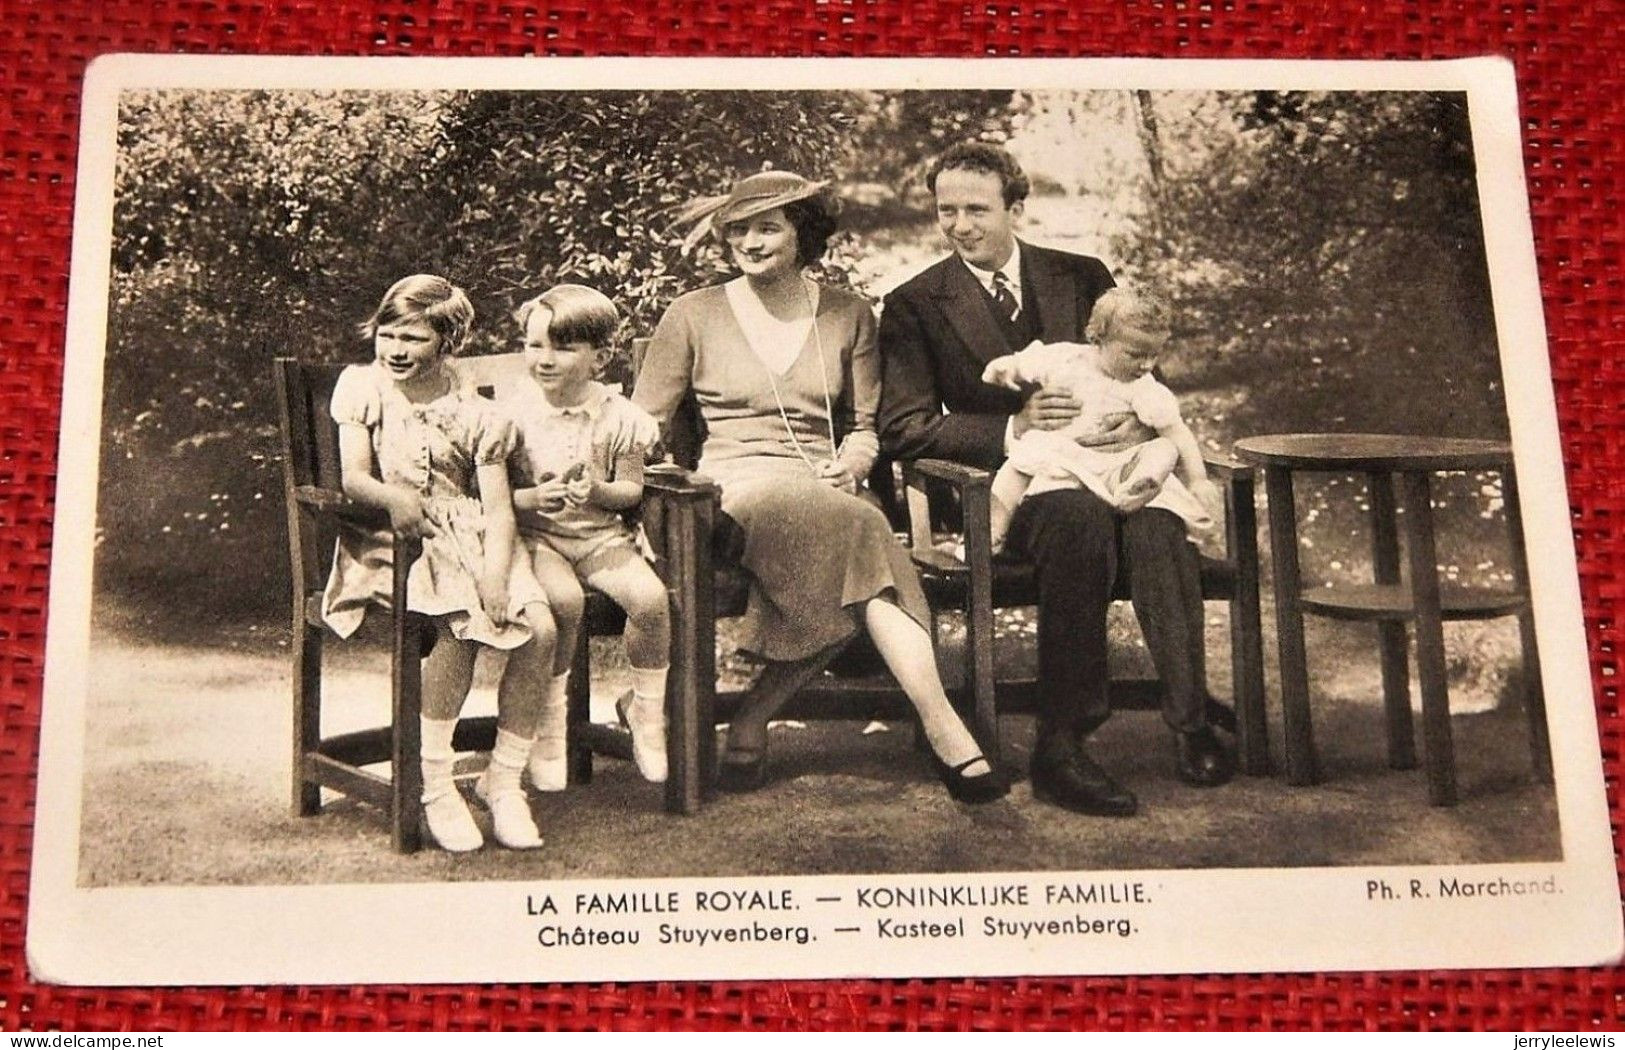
[27, 54, 1621, 984]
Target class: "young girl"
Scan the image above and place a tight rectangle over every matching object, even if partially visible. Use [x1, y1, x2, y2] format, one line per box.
[321, 274, 554, 852]
[502, 284, 670, 787]
[980, 288, 1223, 553]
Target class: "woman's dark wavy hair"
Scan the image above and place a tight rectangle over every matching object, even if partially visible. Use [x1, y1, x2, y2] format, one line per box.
[781, 194, 841, 266]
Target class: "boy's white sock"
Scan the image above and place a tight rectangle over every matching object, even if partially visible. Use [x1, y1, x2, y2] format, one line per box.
[420, 715, 481, 852]
[482, 728, 531, 798]
[622, 665, 669, 784]
[527, 672, 570, 792]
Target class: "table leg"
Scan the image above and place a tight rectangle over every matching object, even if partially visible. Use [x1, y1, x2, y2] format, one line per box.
[1265, 466, 1316, 785]
[1500, 463, 1553, 783]
[1368, 471, 1416, 770]
[1399, 471, 1456, 806]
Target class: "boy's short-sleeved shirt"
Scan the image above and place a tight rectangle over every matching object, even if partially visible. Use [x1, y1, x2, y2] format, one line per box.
[504, 379, 658, 541]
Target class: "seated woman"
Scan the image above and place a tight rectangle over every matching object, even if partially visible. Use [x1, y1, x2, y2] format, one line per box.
[634, 169, 1006, 804]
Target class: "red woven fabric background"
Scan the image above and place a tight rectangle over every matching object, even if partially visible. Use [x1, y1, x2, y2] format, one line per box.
[1, 0, 1620, 1032]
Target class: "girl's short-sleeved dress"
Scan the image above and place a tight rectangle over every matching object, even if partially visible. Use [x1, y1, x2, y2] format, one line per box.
[321, 363, 548, 650]
[634, 282, 930, 662]
[996, 342, 1213, 538]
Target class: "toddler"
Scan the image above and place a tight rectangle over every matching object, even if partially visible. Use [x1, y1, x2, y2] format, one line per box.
[981, 288, 1222, 552]
[322, 274, 554, 852]
[503, 284, 670, 786]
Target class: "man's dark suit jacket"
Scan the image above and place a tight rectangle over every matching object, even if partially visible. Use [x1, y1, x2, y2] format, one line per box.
[877, 240, 1115, 469]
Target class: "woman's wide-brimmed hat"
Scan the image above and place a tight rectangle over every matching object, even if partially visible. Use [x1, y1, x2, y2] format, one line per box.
[675, 170, 834, 253]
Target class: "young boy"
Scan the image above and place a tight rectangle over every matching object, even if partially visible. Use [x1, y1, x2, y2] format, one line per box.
[503, 284, 670, 787]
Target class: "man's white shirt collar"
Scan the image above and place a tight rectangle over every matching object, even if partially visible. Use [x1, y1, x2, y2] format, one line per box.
[961, 243, 1023, 309]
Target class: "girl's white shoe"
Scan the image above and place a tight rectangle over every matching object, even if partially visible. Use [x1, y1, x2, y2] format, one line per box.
[422, 789, 483, 853]
[618, 692, 668, 783]
[474, 769, 545, 850]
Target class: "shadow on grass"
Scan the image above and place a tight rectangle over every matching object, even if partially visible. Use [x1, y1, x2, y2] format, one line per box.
[77, 609, 1560, 886]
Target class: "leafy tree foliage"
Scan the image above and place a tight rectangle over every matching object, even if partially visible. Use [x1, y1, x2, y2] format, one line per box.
[103, 87, 1503, 633]
[1115, 91, 1504, 439]
[101, 88, 1019, 628]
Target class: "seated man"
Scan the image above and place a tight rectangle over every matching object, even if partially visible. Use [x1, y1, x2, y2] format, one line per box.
[877, 142, 1236, 817]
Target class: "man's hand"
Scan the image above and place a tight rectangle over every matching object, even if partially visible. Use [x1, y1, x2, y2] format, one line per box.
[1072, 411, 1156, 453]
[1012, 390, 1082, 438]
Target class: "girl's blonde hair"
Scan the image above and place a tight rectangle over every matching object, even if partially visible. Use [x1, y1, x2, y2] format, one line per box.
[360, 274, 475, 355]
[514, 284, 619, 351]
[1085, 288, 1172, 344]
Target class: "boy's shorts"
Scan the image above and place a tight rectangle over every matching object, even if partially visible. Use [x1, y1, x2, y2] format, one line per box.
[522, 529, 644, 583]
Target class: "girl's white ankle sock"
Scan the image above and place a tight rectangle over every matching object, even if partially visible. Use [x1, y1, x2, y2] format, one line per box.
[527, 673, 570, 792]
[479, 727, 543, 850]
[483, 727, 531, 798]
[420, 716, 481, 852]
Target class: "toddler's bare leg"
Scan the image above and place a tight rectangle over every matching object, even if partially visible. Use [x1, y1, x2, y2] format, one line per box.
[496, 603, 555, 740]
[988, 461, 1034, 554]
[1113, 438, 1180, 514]
[529, 543, 584, 677]
[421, 623, 477, 721]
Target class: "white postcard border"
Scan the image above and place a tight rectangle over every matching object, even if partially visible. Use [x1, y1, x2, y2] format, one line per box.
[27, 54, 1622, 986]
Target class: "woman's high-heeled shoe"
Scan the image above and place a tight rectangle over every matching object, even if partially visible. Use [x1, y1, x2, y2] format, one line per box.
[931, 754, 1009, 805]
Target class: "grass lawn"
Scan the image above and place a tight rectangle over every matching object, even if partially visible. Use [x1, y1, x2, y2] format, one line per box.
[77, 598, 1558, 887]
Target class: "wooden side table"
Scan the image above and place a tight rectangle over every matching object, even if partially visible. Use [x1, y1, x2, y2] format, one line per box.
[1233, 434, 1553, 806]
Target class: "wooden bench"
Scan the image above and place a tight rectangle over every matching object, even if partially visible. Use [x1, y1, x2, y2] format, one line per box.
[275, 355, 716, 853]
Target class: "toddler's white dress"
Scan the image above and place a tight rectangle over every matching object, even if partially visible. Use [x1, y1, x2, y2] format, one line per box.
[993, 342, 1214, 539]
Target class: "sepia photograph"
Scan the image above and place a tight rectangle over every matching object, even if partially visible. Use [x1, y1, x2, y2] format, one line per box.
[27, 55, 1620, 985]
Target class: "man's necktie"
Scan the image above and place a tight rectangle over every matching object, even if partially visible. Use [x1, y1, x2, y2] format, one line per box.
[991, 270, 1020, 322]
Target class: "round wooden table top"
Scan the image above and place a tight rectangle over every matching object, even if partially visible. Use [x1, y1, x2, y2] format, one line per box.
[1232, 433, 1512, 472]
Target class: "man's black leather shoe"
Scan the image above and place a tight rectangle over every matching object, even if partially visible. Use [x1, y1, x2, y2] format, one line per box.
[1203, 697, 1238, 735]
[1176, 726, 1237, 787]
[1031, 746, 1138, 817]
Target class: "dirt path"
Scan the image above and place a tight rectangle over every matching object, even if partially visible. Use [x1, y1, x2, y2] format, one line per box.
[76, 625, 1559, 887]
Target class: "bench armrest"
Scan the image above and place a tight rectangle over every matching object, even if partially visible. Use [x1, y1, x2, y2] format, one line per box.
[642, 462, 720, 502]
[293, 485, 389, 528]
[895, 458, 994, 574]
[637, 463, 721, 572]
[901, 457, 993, 491]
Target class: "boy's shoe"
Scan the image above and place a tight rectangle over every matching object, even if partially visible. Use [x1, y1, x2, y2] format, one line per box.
[617, 691, 668, 783]
[526, 742, 568, 793]
[422, 789, 483, 852]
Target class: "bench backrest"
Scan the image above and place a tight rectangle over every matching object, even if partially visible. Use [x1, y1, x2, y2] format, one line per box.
[275, 358, 351, 599]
